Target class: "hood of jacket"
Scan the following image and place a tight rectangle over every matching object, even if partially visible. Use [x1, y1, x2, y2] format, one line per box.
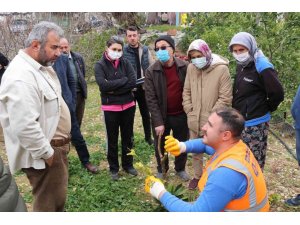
[203, 53, 229, 73]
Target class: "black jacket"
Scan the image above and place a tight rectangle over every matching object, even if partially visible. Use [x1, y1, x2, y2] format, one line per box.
[232, 61, 284, 120]
[94, 54, 136, 105]
[0, 52, 9, 84]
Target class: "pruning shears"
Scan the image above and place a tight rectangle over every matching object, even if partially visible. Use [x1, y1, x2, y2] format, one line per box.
[157, 134, 168, 179]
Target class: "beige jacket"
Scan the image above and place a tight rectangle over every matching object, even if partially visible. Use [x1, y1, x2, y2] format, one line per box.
[0, 50, 62, 173]
[182, 54, 232, 135]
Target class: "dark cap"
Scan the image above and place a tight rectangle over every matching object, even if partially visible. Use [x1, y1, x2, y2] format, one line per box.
[155, 35, 175, 50]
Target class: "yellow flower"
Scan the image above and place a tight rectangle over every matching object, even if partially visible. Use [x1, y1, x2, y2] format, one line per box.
[134, 162, 144, 170]
[127, 149, 136, 156]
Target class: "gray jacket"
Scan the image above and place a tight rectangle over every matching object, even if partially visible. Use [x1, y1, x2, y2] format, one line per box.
[0, 157, 27, 212]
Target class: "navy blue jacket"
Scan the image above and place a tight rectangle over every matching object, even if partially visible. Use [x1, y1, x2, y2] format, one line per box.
[292, 85, 300, 129]
[70, 51, 87, 99]
[53, 54, 76, 113]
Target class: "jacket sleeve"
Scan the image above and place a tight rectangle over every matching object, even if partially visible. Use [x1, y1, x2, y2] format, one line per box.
[94, 61, 128, 93]
[212, 66, 233, 111]
[112, 59, 136, 95]
[260, 68, 284, 112]
[66, 58, 77, 111]
[0, 158, 27, 212]
[144, 67, 164, 127]
[291, 85, 300, 123]
[182, 64, 193, 114]
[79, 54, 86, 78]
[0, 52, 9, 66]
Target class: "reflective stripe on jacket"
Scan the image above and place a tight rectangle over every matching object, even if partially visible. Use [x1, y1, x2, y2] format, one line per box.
[198, 140, 269, 212]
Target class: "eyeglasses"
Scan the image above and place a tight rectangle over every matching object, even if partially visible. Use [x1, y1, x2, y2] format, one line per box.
[154, 46, 171, 52]
[111, 48, 122, 52]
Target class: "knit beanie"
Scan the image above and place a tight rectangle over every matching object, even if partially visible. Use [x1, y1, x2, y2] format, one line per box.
[155, 35, 175, 51]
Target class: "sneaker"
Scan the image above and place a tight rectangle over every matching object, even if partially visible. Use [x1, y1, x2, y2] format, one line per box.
[188, 178, 200, 190]
[176, 170, 190, 181]
[156, 172, 163, 179]
[111, 172, 119, 181]
[125, 167, 138, 176]
[285, 194, 300, 207]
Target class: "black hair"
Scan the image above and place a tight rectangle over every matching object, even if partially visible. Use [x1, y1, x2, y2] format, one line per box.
[106, 36, 124, 48]
[214, 107, 245, 139]
[126, 26, 138, 35]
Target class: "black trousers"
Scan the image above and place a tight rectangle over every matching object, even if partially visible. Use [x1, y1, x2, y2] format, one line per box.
[134, 87, 152, 141]
[153, 112, 189, 173]
[76, 91, 86, 128]
[70, 109, 90, 165]
[104, 106, 136, 173]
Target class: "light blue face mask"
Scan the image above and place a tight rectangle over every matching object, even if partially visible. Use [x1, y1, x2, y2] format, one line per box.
[156, 50, 170, 63]
[191, 57, 207, 69]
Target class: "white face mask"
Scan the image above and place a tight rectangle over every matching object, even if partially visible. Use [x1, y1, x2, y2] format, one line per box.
[107, 49, 123, 60]
[191, 57, 207, 69]
[233, 51, 250, 63]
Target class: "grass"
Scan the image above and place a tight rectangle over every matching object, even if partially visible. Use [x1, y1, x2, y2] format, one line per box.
[64, 82, 163, 211]
[2, 81, 300, 212]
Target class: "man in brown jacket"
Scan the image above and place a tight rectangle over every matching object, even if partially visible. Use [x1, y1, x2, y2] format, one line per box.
[183, 39, 232, 189]
[144, 35, 190, 181]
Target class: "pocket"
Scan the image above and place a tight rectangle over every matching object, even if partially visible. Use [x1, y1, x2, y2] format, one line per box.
[43, 90, 58, 116]
[187, 111, 199, 132]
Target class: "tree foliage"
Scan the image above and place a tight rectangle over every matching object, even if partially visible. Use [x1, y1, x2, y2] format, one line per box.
[180, 12, 300, 120]
[72, 29, 116, 82]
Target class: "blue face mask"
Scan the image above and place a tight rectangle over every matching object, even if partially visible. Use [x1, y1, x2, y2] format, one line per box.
[191, 57, 207, 69]
[156, 50, 170, 63]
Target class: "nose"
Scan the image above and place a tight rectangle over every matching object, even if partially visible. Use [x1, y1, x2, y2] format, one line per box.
[55, 48, 61, 58]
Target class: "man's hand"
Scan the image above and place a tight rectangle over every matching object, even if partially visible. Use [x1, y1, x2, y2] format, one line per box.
[155, 125, 165, 136]
[164, 136, 186, 156]
[145, 176, 166, 200]
[45, 154, 54, 167]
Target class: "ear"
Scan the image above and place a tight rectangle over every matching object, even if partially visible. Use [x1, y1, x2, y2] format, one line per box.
[222, 130, 232, 141]
[31, 40, 41, 52]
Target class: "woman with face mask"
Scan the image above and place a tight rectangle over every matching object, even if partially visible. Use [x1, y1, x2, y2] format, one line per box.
[183, 39, 233, 190]
[94, 36, 137, 181]
[229, 32, 284, 170]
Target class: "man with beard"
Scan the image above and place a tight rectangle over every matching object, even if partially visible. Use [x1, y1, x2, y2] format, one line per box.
[123, 26, 154, 145]
[0, 21, 71, 211]
[145, 107, 269, 212]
